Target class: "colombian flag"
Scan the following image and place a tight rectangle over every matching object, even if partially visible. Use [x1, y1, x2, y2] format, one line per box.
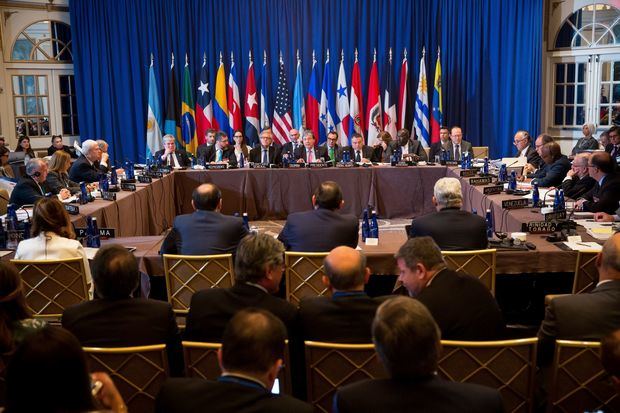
[181, 57, 198, 154]
[214, 55, 229, 136]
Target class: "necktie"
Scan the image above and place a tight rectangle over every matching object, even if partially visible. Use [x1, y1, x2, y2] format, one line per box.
[167, 154, 172, 166]
[216, 149, 222, 162]
[308, 149, 314, 163]
[329, 147, 335, 160]
[355, 151, 361, 162]
[614, 145, 620, 157]
[455, 145, 460, 161]
[262, 149, 269, 164]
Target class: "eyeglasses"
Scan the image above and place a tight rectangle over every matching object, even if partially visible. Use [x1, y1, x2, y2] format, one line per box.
[234, 135, 243, 138]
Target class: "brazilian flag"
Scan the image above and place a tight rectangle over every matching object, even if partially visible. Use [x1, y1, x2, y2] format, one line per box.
[181, 57, 198, 154]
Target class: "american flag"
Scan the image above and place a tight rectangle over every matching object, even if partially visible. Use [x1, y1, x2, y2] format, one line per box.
[272, 58, 293, 145]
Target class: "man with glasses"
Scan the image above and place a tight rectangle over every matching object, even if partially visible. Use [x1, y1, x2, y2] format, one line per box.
[444, 126, 472, 161]
[523, 133, 554, 176]
[198, 131, 237, 166]
[321, 131, 342, 162]
[575, 152, 620, 213]
[513, 130, 541, 168]
[560, 152, 596, 199]
[249, 129, 282, 165]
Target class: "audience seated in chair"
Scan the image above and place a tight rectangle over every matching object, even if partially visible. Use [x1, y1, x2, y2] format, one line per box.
[157, 308, 312, 413]
[396, 237, 505, 340]
[601, 329, 620, 394]
[334, 296, 504, 412]
[62, 244, 184, 377]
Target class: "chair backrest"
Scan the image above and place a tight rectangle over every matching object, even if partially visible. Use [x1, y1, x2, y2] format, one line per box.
[572, 250, 599, 294]
[11, 258, 89, 319]
[284, 252, 329, 305]
[472, 146, 489, 158]
[182, 340, 292, 395]
[442, 249, 497, 295]
[438, 338, 538, 413]
[548, 340, 619, 413]
[0, 189, 8, 216]
[304, 341, 387, 413]
[163, 254, 234, 315]
[83, 344, 169, 413]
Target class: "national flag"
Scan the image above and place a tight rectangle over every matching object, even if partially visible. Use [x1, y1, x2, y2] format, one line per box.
[306, 52, 320, 138]
[181, 55, 198, 154]
[349, 49, 364, 138]
[319, 51, 337, 144]
[383, 48, 398, 140]
[146, 54, 163, 159]
[272, 56, 293, 145]
[227, 52, 242, 140]
[292, 51, 305, 136]
[164, 53, 181, 145]
[213, 53, 229, 137]
[413, 48, 431, 148]
[260, 51, 270, 129]
[336, 51, 351, 146]
[430, 47, 443, 143]
[196, 54, 214, 145]
[398, 49, 410, 130]
[244, 52, 259, 147]
[366, 50, 382, 146]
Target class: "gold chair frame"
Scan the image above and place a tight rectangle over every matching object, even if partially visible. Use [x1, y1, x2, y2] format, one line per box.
[572, 250, 599, 295]
[442, 249, 497, 295]
[284, 252, 329, 305]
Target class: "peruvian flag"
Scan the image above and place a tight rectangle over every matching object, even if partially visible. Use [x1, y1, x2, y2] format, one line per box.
[196, 56, 214, 144]
[398, 50, 410, 130]
[366, 50, 382, 146]
[349, 50, 364, 138]
[306, 53, 320, 138]
[244, 55, 259, 147]
[227, 52, 242, 139]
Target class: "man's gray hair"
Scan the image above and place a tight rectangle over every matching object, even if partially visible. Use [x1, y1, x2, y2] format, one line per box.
[572, 152, 590, 166]
[433, 177, 463, 208]
[25, 158, 46, 176]
[162, 134, 175, 143]
[81, 139, 99, 156]
[303, 129, 316, 139]
[96, 139, 108, 151]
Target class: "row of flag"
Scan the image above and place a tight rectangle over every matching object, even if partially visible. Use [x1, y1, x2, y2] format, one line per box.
[146, 48, 444, 158]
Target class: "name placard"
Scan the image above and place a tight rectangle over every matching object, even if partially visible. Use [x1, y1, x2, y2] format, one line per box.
[523, 221, 557, 234]
[336, 162, 355, 168]
[205, 164, 228, 170]
[443, 160, 459, 166]
[101, 191, 117, 201]
[284, 163, 303, 169]
[502, 198, 529, 210]
[121, 183, 136, 192]
[158, 167, 172, 174]
[250, 163, 269, 169]
[307, 162, 328, 168]
[75, 228, 116, 240]
[460, 169, 477, 177]
[469, 177, 492, 186]
[544, 210, 567, 222]
[138, 175, 152, 183]
[483, 185, 503, 195]
[64, 204, 80, 215]
[147, 171, 163, 178]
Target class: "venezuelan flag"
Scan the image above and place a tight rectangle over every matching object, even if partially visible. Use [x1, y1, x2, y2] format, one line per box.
[213, 56, 229, 136]
[181, 58, 198, 154]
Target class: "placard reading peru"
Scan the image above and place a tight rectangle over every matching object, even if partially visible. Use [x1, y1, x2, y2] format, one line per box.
[483, 185, 503, 195]
[501, 198, 529, 209]
[469, 176, 492, 186]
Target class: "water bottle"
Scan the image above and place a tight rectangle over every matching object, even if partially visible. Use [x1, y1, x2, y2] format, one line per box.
[80, 182, 89, 204]
[559, 189, 566, 211]
[125, 161, 135, 180]
[485, 209, 494, 239]
[461, 151, 468, 169]
[370, 210, 379, 239]
[99, 176, 109, 192]
[553, 191, 560, 212]
[498, 164, 507, 182]
[86, 216, 94, 247]
[91, 217, 101, 248]
[0, 219, 6, 249]
[532, 183, 540, 207]
[466, 152, 472, 169]
[242, 213, 249, 231]
[483, 157, 489, 175]
[361, 209, 370, 242]
[239, 152, 245, 168]
[282, 153, 289, 167]
[509, 170, 517, 191]
[472, 208, 478, 216]
[5, 205, 18, 250]
[441, 148, 448, 163]
[110, 168, 118, 186]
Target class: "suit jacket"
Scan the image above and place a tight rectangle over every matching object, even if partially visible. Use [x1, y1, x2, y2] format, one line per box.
[153, 149, 191, 167]
[560, 175, 596, 200]
[198, 145, 238, 166]
[582, 173, 620, 213]
[320, 143, 342, 162]
[334, 376, 504, 413]
[401, 140, 428, 161]
[160, 210, 249, 256]
[45, 171, 80, 194]
[428, 140, 450, 161]
[8, 176, 49, 207]
[417, 269, 505, 340]
[522, 145, 543, 169]
[278, 208, 359, 252]
[537, 280, 620, 366]
[606, 143, 620, 159]
[293, 146, 329, 163]
[184, 283, 298, 341]
[342, 146, 375, 162]
[156, 377, 313, 413]
[299, 292, 388, 342]
[62, 297, 184, 377]
[409, 208, 488, 251]
[529, 155, 571, 188]
[249, 145, 282, 165]
[68, 155, 105, 183]
[372, 141, 400, 163]
[281, 141, 302, 156]
[444, 140, 473, 160]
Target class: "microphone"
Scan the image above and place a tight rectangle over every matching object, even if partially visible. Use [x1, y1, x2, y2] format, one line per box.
[540, 187, 556, 208]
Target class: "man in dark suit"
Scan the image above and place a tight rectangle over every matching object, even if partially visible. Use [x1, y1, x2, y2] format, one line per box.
[397, 128, 428, 161]
[560, 152, 596, 199]
[334, 296, 504, 413]
[606, 125, 620, 161]
[321, 131, 342, 162]
[601, 329, 620, 394]
[342, 133, 375, 163]
[195, 129, 217, 157]
[153, 134, 191, 167]
[160, 183, 248, 255]
[575, 151, 620, 213]
[409, 177, 488, 251]
[444, 126, 473, 161]
[249, 129, 282, 165]
[523, 134, 554, 176]
[396, 237, 505, 340]
[294, 130, 328, 163]
[47, 135, 77, 158]
[157, 309, 312, 413]
[68, 139, 108, 183]
[538, 233, 620, 366]
[513, 130, 542, 168]
[62, 245, 184, 376]
[184, 234, 297, 341]
[196, 130, 237, 166]
[10, 159, 70, 207]
[529, 142, 571, 187]
[281, 129, 302, 156]
[299, 246, 386, 342]
[428, 127, 451, 161]
[278, 181, 359, 251]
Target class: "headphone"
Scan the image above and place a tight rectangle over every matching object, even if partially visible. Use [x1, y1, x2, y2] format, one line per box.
[30, 171, 41, 178]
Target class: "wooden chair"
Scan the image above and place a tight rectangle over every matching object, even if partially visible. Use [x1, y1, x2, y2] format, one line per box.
[83, 344, 169, 413]
[438, 338, 538, 413]
[182, 340, 292, 394]
[0, 189, 8, 216]
[304, 341, 387, 413]
[547, 340, 619, 413]
[284, 252, 329, 305]
[442, 249, 497, 295]
[544, 250, 599, 306]
[472, 146, 490, 159]
[163, 254, 234, 316]
[11, 258, 89, 320]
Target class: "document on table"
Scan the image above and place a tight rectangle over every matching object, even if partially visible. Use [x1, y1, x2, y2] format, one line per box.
[563, 241, 602, 252]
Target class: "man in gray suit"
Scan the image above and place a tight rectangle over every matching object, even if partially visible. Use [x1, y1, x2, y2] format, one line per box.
[444, 126, 473, 161]
[538, 232, 620, 366]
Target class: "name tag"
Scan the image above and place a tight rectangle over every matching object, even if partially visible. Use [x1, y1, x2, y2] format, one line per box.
[250, 163, 269, 169]
[138, 175, 152, 183]
[460, 169, 477, 177]
[501, 199, 529, 209]
[392, 161, 411, 167]
[205, 164, 227, 170]
[443, 160, 459, 166]
[75, 228, 116, 240]
[469, 177, 492, 186]
[121, 183, 136, 191]
[336, 162, 356, 168]
[523, 221, 557, 234]
[307, 162, 328, 168]
[64, 204, 80, 215]
[101, 191, 117, 201]
[284, 163, 303, 168]
[544, 210, 567, 222]
[483, 185, 503, 195]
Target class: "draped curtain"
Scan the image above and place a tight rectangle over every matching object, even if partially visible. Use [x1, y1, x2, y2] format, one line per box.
[69, 0, 542, 161]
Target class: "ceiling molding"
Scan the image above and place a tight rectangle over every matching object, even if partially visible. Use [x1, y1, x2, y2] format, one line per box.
[0, 1, 68, 12]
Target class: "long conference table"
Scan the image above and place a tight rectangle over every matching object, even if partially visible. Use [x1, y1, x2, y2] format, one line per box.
[66, 165, 603, 281]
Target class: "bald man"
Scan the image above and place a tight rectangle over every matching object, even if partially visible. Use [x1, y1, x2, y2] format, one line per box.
[298, 246, 388, 342]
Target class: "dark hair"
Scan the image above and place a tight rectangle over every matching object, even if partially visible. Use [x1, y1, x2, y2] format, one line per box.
[601, 329, 620, 378]
[591, 151, 616, 174]
[31, 197, 75, 239]
[215, 130, 228, 142]
[351, 133, 364, 141]
[327, 131, 338, 139]
[0, 146, 9, 157]
[372, 297, 441, 379]
[15, 136, 34, 157]
[6, 326, 96, 412]
[323, 250, 366, 290]
[541, 142, 562, 162]
[608, 125, 619, 136]
[538, 133, 554, 145]
[314, 181, 343, 210]
[192, 183, 221, 211]
[395, 237, 445, 272]
[221, 308, 286, 374]
[92, 244, 139, 299]
[234, 234, 284, 283]
[50, 135, 63, 144]
[378, 131, 392, 143]
[0, 262, 30, 352]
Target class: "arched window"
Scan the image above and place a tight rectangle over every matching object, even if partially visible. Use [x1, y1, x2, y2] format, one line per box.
[11, 20, 72, 62]
[555, 3, 620, 49]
